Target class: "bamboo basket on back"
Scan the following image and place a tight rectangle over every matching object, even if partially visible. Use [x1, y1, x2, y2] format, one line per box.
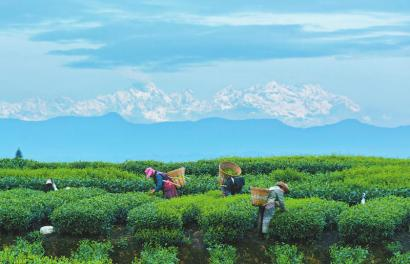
[167, 167, 186, 188]
[218, 162, 242, 185]
[250, 187, 270, 206]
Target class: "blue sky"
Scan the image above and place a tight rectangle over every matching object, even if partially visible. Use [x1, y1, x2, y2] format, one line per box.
[0, 1, 409, 127]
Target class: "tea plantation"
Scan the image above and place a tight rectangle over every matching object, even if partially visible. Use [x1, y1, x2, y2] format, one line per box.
[0, 156, 409, 263]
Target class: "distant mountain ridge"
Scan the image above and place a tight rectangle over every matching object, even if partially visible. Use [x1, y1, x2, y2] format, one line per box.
[0, 113, 409, 161]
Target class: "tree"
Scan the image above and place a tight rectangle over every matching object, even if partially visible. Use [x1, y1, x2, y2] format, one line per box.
[15, 148, 23, 159]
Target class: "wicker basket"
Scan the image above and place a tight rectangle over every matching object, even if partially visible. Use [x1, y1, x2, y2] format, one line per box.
[167, 167, 186, 188]
[250, 187, 269, 206]
[219, 162, 241, 185]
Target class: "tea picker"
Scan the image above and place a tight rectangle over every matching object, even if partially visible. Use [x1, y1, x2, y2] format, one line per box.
[145, 167, 186, 199]
[44, 178, 58, 192]
[361, 192, 366, 205]
[251, 182, 289, 237]
[219, 162, 245, 196]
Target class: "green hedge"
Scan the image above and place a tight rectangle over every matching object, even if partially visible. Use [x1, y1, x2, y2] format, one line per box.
[269, 198, 348, 241]
[338, 196, 410, 244]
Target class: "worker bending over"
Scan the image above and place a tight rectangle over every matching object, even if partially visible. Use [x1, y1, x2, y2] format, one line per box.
[262, 181, 289, 235]
[44, 178, 58, 192]
[145, 167, 178, 199]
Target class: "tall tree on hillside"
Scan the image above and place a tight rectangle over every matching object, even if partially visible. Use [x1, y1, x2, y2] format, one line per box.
[15, 148, 23, 159]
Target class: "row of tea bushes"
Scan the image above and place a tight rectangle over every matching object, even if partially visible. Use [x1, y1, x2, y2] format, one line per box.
[51, 192, 156, 235]
[1, 165, 409, 205]
[0, 158, 117, 170]
[127, 191, 257, 245]
[121, 156, 410, 175]
[0, 238, 113, 263]
[338, 196, 410, 244]
[0, 167, 137, 181]
[0, 188, 106, 232]
[127, 192, 347, 245]
[269, 198, 348, 241]
[4, 155, 410, 174]
[0, 176, 151, 193]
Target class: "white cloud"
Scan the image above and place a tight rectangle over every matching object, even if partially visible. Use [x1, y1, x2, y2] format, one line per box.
[0, 81, 360, 126]
[169, 12, 410, 32]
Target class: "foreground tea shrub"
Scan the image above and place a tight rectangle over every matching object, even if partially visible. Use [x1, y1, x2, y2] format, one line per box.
[43, 187, 107, 215]
[329, 245, 369, 264]
[0, 238, 112, 263]
[389, 252, 410, 264]
[71, 240, 113, 263]
[133, 245, 178, 264]
[52, 192, 154, 235]
[198, 194, 257, 244]
[269, 198, 348, 241]
[208, 244, 237, 264]
[0, 189, 47, 232]
[128, 202, 184, 245]
[338, 196, 410, 244]
[266, 243, 303, 264]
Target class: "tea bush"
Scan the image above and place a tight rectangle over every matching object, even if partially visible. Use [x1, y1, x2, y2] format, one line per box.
[0, 238, 113, 263]
[128, 202, 184, 245]
[133, 245, 179, 264]
[329, 245, 369, 264]
[269, 198, 348, 241]
[0, 189, 47, 232]
[0, 167, 136, 181]
[338, 196, 410, 244]
[128, 191, 256, 245]
[266, 243, 304, 264]
[208, 244, 237, 264]
[71, 240, 113, 263]
[385, 241, 403, 255]
[51, 192, 154, 235]
[198, 194, 257, 244]
[389, 252, 410, 264]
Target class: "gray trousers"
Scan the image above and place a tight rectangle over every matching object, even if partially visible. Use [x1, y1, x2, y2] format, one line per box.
[262, 205, 275, 234]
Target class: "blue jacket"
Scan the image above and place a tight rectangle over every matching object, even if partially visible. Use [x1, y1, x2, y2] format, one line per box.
[153, 172, 169, 192]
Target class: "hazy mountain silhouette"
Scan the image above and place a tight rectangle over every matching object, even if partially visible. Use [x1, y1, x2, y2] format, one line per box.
[1, 113, 408, 161]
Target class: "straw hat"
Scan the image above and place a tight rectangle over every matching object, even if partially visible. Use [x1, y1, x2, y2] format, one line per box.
[276, 181, 290, 194]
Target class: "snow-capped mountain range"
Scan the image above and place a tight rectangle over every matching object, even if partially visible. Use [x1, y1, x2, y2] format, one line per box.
[0, 81, 360, 126]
